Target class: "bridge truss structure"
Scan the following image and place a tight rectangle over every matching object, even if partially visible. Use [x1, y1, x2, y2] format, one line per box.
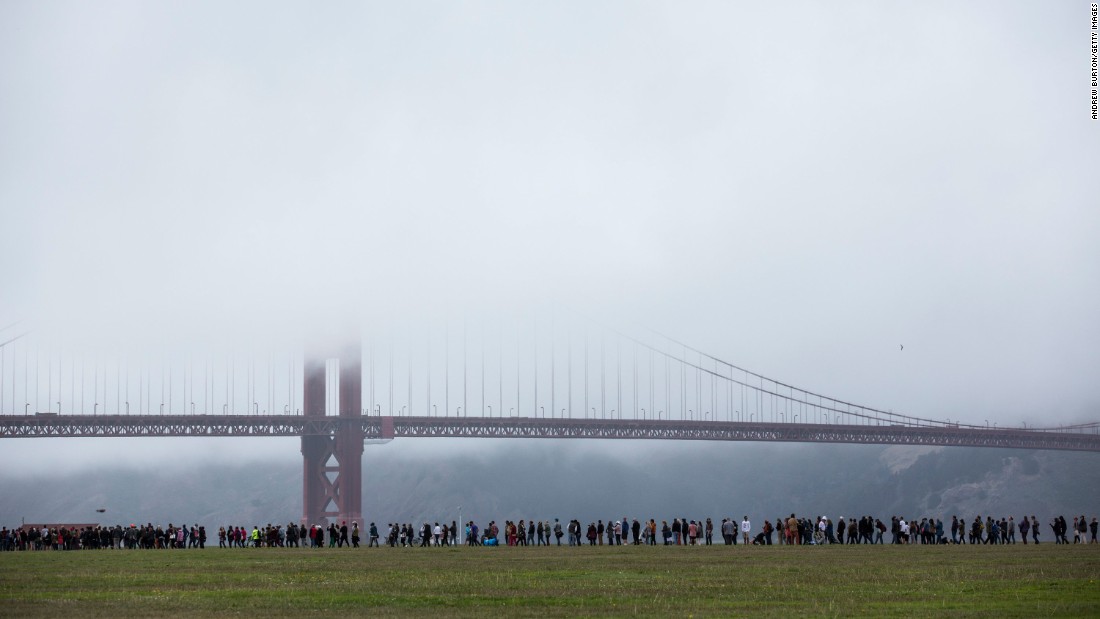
[2, 413, 1099, 452]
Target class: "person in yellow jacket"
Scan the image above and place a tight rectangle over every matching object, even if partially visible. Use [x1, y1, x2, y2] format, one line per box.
[251, 526, 261, 548]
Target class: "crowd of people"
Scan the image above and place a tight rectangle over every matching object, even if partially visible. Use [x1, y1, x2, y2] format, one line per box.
[3, 513, 1097, 551]
[734, 514, 1099, 546]
[0, 523, 209, 551]
[450, 515, 1100, 547]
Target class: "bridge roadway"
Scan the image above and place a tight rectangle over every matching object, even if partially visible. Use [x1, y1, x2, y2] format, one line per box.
[1, 414, 1099, 452]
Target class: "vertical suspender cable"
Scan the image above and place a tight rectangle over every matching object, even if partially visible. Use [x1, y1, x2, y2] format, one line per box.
[515, 317, 520, 416]
[533, 315, 537, 416]
[600, 334, 605, 418]
[389, 335, 394, 415]
[407, 333, 412, 416]
[444, 326, 448, 417]
[498, 322, 502, 417]
[481, 321, 485, 415]
[497, 323, 501, 419]
[427, 329, 431, 415]
[664, 342, 669, 419]
[462, 320, 467, 417]
[567, 324, 572, 418]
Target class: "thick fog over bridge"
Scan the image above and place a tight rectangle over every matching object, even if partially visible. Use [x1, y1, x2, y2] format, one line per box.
[1, 1, 1098, 482]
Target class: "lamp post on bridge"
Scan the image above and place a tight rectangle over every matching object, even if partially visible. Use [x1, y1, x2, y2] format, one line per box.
[590, 407, 596, 419]
[641, 408, 646, 420]
[540, 406, 545, 418]
[487, 405, 492, 417]
[432, 405, 437, 417]
[456, 406, 462, 417]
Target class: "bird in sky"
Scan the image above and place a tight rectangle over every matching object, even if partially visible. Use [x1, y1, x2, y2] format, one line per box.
[900, 345, 904, 351]
[95, 508, 106, 513]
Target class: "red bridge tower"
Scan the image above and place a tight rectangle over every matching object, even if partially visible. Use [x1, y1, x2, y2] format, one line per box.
[301, 341, 363, 526]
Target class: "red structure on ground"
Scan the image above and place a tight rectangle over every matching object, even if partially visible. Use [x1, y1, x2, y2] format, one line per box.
[300, 342, 362, 527]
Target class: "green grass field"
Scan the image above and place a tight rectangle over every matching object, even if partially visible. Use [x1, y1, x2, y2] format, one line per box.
[1, 544, 1098, 617]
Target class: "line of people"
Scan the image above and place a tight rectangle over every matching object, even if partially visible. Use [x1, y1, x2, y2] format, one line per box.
[0, 523, 207, 551]
[218, 522, 364, 548]
[4, 514, 1097, 550]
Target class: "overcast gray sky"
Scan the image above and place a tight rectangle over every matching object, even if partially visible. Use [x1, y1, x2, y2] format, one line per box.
[1, 1, 1098, 469]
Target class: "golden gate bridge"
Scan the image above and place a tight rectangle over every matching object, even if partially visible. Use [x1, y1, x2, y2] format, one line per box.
[1, 317, 1097, 525]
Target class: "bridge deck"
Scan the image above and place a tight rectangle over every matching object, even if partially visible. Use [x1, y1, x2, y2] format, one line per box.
[1, 415, 1098, 452]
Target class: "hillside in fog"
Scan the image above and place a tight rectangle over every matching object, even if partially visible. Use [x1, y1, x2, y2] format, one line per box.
[3, 440, 1098, 529]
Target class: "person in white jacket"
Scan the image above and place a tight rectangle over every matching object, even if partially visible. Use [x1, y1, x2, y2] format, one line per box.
[741, 517, 751, 545]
